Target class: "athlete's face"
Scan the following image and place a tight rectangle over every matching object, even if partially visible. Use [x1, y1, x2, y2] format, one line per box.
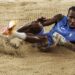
[67, 10, 75, 28]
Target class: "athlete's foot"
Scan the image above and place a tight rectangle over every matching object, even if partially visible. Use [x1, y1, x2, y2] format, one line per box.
[2, 20, 17, 36]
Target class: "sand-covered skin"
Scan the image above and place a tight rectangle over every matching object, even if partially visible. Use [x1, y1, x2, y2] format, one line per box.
[0, 0, 75, 75]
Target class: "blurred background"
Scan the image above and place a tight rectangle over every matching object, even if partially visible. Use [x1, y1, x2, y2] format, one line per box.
[0, 0, 75, 31]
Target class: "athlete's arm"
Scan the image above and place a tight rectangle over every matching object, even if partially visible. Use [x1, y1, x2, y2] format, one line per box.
[40, 14, 64, 26]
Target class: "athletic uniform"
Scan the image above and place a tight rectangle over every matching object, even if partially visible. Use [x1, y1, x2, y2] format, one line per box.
[38, 16, 75, 49]
[50, 16, 75, 42]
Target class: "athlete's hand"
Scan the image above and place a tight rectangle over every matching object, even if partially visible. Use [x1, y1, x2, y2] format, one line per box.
[37, 17, 47, 24]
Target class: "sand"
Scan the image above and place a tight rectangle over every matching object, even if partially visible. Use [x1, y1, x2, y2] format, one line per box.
[0, 0, 75, 75]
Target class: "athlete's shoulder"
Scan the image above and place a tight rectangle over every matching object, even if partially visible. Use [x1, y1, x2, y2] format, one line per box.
[59, 15, 67, 23]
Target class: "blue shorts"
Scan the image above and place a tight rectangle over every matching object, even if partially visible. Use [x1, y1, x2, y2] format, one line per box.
[40, 32, 54, 48]
[34, 28, 54, 49]
[35, 32, 54, 50]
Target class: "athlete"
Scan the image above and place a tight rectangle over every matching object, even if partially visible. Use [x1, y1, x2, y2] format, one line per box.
[3, 6, 75, 51]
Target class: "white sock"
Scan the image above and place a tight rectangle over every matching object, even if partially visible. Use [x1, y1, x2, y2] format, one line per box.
[13, 31, 27, 40]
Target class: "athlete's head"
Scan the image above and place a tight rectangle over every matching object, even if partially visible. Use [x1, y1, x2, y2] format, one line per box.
[67, 6, 75, 28]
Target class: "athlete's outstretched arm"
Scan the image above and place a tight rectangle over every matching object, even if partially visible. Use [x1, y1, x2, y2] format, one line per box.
[39, 14, 64, 26]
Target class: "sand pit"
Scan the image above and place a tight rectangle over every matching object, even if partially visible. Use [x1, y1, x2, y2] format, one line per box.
[0, 0, 75, 75]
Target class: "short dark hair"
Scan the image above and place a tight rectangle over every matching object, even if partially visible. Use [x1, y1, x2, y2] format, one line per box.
[68, 6, 75, 12]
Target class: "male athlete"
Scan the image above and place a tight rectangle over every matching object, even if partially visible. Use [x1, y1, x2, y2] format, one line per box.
[3, 6, 75, 51]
